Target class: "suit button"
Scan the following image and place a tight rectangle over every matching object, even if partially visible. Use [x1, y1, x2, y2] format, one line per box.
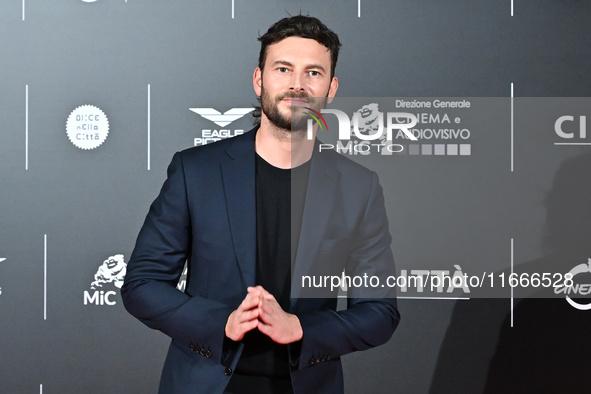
[224, 367, 232, 376]
[205, 350, 212, 358]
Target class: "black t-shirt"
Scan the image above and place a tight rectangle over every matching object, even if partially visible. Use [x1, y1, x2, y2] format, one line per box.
[225, 154, 310, 394]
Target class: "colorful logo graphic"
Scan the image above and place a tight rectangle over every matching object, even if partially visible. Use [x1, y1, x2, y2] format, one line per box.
[304, 107, 328, 132]
[306, 106, 417, 142]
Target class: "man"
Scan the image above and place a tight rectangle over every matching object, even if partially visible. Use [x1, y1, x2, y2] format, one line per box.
[122, 15, 399, 394]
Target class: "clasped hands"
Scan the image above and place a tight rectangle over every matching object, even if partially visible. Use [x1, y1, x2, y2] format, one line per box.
[225, 286, 303, 344]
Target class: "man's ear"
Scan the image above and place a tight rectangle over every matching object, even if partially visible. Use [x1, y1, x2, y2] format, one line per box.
[327, 76, 338, 104]
[253, 68, 262, 96]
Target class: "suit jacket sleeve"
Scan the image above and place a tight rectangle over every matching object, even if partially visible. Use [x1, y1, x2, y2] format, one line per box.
[294, 171, 400, 369]
[121, 152, 233, 364]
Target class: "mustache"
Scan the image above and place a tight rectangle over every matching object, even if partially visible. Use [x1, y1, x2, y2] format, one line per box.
[276, 91, 309, 100]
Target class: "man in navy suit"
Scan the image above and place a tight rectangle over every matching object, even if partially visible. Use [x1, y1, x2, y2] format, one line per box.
[122, 15, 400, 394]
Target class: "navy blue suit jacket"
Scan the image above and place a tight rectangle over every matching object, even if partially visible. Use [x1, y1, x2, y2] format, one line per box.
[122, 128, 399, 394]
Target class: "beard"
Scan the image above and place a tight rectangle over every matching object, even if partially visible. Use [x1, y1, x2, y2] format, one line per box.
[260, 85, 328, 133]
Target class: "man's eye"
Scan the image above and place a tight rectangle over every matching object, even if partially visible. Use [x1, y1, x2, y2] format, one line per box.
[278, 67, 288, 72]
[309, 70, 322, 77]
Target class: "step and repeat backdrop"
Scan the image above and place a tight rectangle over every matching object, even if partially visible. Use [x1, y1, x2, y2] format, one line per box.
[1, 1, 591, 393]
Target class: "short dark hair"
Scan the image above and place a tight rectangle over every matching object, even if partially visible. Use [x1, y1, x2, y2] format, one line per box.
[258, 15, 341, 79]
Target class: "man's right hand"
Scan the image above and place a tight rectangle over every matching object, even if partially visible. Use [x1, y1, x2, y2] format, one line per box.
[225, 287, 263, 341]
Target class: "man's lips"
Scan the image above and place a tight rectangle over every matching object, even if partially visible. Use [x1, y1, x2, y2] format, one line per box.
[281, 97, 308, 105]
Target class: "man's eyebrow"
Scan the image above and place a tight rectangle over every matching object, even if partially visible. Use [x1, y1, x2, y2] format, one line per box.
[271, 60, 294, 68]
[306, 64, 327, 72]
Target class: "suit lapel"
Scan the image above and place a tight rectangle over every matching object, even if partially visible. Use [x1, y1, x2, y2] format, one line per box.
[221, 129, 257, 287]
[291, 149, 339, 304]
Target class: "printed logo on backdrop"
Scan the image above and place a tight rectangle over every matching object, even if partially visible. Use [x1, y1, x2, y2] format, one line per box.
[177, 265, 187, 292]
[83, 254, 126, 306]
[0, 257, 6, 296]
[190, 107, 254, 146]
[554, 258, 591, 310]
[309, 100, 472, 156]
[554, 114, 588, 145]
[66, 105, 109, 150]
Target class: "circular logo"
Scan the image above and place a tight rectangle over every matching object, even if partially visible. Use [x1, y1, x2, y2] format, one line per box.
[66, 105, 109, 150]
[565, 259, 591, 311]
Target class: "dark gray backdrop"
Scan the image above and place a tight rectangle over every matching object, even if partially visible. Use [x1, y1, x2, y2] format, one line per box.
[1, 1, 590, 393]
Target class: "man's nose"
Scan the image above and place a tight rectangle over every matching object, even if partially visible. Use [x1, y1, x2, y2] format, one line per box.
[289, 73, 305, 92]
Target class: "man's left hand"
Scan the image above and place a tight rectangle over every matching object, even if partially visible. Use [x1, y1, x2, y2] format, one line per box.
[251, 287, 303, 344]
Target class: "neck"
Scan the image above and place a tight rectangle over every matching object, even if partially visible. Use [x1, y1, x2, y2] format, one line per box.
[255, 116, 315, 169]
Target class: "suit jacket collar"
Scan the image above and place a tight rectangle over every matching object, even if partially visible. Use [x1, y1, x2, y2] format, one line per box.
[291, 142, 340, 307]
[296, 142, 339, 260]
[221, 128, 258, 287]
